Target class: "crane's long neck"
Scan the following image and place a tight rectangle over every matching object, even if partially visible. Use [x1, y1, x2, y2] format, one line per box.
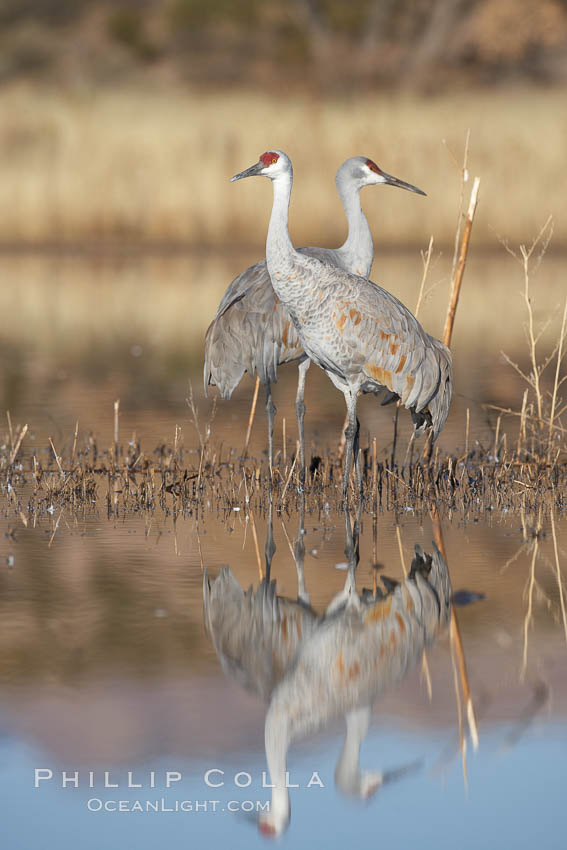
[264, 682, 329, 825]
[265, 173, 301, 302]
[336, 180, 373, 279]
[264, 706, 291, 826]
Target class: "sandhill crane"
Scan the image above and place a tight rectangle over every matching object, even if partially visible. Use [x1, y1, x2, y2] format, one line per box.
[258, 537, 451, 836]
[205, 156, 425, 478]
[231, 151, 452, 499]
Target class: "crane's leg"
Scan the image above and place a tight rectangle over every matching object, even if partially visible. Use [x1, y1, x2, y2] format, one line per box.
[294, 489, 310, 605]
[265, 381, 276, 476]
[342, 390, 360, 501]
[335, 706, 382, 798]
[353, 415, 362, 491]
[264, 482, 276, 582]
[295, 359, 310, 486]
[325, 503, 360, 615]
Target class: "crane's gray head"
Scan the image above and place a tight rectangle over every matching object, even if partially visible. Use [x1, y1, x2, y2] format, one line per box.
[231, 150, 292, 183]
[257, 800, 290, 839]
[255, 779, 291, 838]
[337, 156, 425, 196]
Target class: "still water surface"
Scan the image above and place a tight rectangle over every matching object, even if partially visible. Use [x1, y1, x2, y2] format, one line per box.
[0, 496, 565, 848]
[0, 250, 565, 847]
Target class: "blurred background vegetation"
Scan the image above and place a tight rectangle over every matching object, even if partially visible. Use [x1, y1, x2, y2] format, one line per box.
[1, 0, 566, 90]
[0, 0, 564, 248]
[0, 0, 564, 249]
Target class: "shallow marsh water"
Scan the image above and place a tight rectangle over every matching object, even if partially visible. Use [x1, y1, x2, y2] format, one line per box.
[0, 250, 565, 848]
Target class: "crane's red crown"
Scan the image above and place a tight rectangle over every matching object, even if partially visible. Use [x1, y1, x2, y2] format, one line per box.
[365, 159, 382, 174]
[260, 151, 280, 167]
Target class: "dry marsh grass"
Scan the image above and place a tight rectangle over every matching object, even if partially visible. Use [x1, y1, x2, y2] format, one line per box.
[1, 406, 565, 524]
[0, 84, 566, 247]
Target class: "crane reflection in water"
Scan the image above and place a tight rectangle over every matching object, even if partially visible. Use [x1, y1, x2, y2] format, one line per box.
[203, 494, 452, 836]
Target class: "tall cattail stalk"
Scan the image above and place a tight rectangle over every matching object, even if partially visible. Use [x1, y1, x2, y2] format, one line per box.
[443, 177, 480, 348]
[431, 158, 481, 753]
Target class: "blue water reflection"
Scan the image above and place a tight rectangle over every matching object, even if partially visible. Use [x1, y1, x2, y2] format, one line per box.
[2, 723, 565, 850]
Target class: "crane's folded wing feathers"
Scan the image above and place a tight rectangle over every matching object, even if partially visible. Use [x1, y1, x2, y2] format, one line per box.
[289, 258, 452, 439]
[204, 250, 332, 397]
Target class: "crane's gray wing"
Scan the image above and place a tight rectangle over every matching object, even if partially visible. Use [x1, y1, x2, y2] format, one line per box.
[289, 257, 452, 439]
[204, 260, 270, 398]
[268, 543, 451, 740]
[203, 568, 318, 702]
[204, 246, 342, 398]
[212, 259, 268, 320]
[351, 282, 452, 435]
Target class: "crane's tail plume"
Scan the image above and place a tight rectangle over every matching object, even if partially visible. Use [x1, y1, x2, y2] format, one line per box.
[409, 542, 452, 631]
[426, 339, 453, 440]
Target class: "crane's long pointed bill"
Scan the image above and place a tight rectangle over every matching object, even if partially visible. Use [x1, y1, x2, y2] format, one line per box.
[382, 171, 426, 196]
[230, 162, 264, 182]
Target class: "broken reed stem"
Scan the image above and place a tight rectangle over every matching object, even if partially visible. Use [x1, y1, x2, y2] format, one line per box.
[450, 619, 468, 791]
[443, 177, 480, 349]
[517, 389, 529, 459]
[243, 375, 260, 457]
[421, 653, 433, 703]
[521, 535, 539, 682]
[395, 525, 407, 576]
[9, 423, 28, 466]
[414, 235, 434, 320]
[432, 509, 479, 751]
[186, 381, 204, 453]
[372, 437, 377, 498]
[424, 152, 480, 750]
[196, 522, 204, 572]
[448, 128, 471, 283]
[71, 420, 79, 466]
[280, 515, 295, 560]
[250, 511, 263, 581]
[280, 452, 297, 504]
[49, 437, 64, 477]
[493, 414, 501, 461]
[522, 250, 542, 424]
[548, 297, 567, 457]
[422, 172, 478, 461]
[113, 399, 120, 464]
[6, 410, 13, 452]
[48, 508, 63, 548]
[550, 509, 567, 646]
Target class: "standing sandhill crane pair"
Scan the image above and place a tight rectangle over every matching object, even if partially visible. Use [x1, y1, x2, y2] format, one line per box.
[204, 151, 452, 497]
